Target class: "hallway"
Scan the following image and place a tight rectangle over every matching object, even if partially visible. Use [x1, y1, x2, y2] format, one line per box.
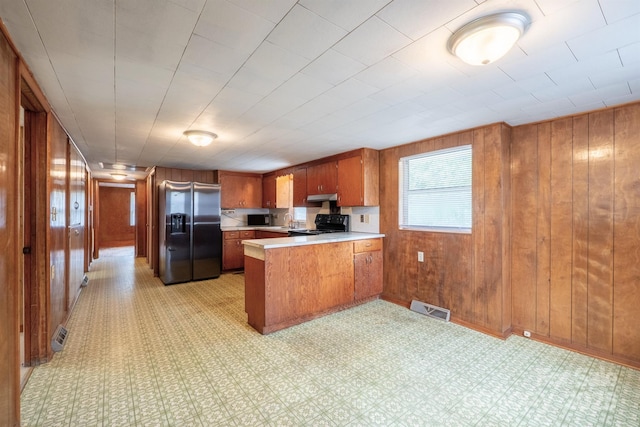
[20, 249, 640, 426]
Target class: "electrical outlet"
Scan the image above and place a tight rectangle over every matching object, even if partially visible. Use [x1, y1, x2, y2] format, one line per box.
[418, 251, 424, 262]
[523, 330, 531, 338]
[360, 214, 365, 223]
[222, 209, 235, 215]
[364, 214, 369, 224]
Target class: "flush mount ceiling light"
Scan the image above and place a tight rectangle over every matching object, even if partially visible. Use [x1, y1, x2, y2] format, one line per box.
[184, 130, 218, 147]
[111, 173, 127, 181]
[447, 12, 530, 66]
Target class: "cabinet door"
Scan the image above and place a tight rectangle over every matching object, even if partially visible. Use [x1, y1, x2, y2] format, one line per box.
[243, 175, 263, 208]
[338, 156, 363, 206]
[354, 250, 383, 300]
[220, 172, 262, 208]
[307, 162, 337, 194]
[223, 239, 244, 270]
[220, 174, 243, 208]
[262, 174, 277, 208]
[293, 168, 309, 206]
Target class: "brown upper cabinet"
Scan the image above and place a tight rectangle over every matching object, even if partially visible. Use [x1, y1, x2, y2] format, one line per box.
[219, 171, 262, 209]
[307, 161, 337, 195]
[293, 167, 313, 207]
[262, 173, 276, 208]
[337, 148, 379, 207]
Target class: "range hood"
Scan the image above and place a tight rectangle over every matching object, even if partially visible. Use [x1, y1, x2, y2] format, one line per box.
[306, 193, 338, 202]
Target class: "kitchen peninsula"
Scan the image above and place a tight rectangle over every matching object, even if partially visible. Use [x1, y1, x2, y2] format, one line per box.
[243, 233, 384, 334]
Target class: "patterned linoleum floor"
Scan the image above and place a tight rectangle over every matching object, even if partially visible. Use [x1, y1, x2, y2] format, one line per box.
[21, 248, 640, 426]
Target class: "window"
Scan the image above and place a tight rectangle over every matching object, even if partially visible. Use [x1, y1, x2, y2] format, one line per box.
[399, 145, 472, 233]
[130, 192, 135, 226]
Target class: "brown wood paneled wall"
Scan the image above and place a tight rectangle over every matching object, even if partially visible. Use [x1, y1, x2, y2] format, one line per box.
[67, 143, 86, 310]
[135, 179, 147, 257]
[379, 124, 512, 337]
[0, 24, 19, 426]
[98, 186, 135, 247]
[48, 117, 68, 349]
[511, 103, 640, 367]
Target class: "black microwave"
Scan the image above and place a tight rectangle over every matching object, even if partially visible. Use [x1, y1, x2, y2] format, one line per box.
[247, 214, 271, 226]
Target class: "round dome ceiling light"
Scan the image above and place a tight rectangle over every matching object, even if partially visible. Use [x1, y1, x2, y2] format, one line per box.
[184, 130, 218, 147]
[447, 12, 530, 66]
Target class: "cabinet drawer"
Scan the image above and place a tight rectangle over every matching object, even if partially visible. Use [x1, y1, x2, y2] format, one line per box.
[240, 230, 256, 239]
[224, 231, 240, 239]
[354, 239, 382, 253]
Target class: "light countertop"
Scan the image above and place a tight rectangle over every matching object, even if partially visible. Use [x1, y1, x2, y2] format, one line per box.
[242, 232, 384, 250]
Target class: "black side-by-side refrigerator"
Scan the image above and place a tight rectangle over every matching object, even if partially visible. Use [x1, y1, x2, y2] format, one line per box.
[159, 180, 222, 285]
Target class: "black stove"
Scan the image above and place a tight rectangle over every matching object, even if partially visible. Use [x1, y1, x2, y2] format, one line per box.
[288, 214, 349, 237]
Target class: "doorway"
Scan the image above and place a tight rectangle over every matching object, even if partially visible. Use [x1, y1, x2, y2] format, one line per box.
[19, 87, 47, 384]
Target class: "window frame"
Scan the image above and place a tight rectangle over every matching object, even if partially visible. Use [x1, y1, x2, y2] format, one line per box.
[398, 144, 472, 234]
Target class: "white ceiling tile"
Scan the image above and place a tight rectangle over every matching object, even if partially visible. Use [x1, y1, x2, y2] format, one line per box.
[299, 0, 390, 31]
[182, 34, 251, 77]
[587, 61, 640, 89]
[619, 42, 640, 66]
[546, 51, 622, 84]
[274, 73, 334, 102]
[534, 0, 582, 15]
[599, 0, 640, 23]
[333, 16, 412, 66]
[301, 49, 367, 85]
[378, 0, 476, 40]
[488, 95, 541, 113]
[243, 41, 309, 82]
[451, 91, 504, 111]
[532, 78, 594, 102]
[567, 12, 640, 60]
[411, 87, 465, 109]
[354, 57, 418, 89]
[569, 82, 631, 106]
[368, 79, 425, 105]
[267, 5, 347, 60]
[499, 44, 577, 80]
[517, 0, 605, 55]
[195, 0, 275, 52]
[226, 0, 296, 23]
[514, 74, 556, 92]
[521, 97, 575, 115]
[324, 79, 381, 104]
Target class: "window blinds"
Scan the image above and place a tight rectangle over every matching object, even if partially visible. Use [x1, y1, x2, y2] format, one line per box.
[399, 145, 472, 232]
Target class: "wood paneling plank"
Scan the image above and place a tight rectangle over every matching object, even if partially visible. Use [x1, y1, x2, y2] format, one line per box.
[483, 125, 505, 331]
[572, 115, 589, 346]
[511, 125, 538, 330]
[586, 110, 615, 353]
[536, 122, 551, 336]
[612, 103, 640, 360]
[472, 128, 486, 327]
[549, 118, 574, 341]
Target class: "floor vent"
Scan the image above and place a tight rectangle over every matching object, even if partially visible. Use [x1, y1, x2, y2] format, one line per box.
[81, 274, 89, 287]
[410, 300, 451, 322]
[51, 325, 68, 352]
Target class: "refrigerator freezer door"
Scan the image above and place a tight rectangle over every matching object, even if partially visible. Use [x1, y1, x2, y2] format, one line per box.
[160, 181, 193, 284]
[192, 183, 222, 280]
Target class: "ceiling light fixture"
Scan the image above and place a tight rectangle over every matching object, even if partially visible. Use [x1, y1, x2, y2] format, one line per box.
[447, 12, 530, 66]
[112, 163, 127, 170]
[111, 173, 127, 181]
[184, 130, 218, 147]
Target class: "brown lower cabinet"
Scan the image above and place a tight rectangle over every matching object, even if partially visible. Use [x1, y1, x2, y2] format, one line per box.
[244, 237, 383, 334]
[223, 230, 255, 270]
[354, 239, 383, 300]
